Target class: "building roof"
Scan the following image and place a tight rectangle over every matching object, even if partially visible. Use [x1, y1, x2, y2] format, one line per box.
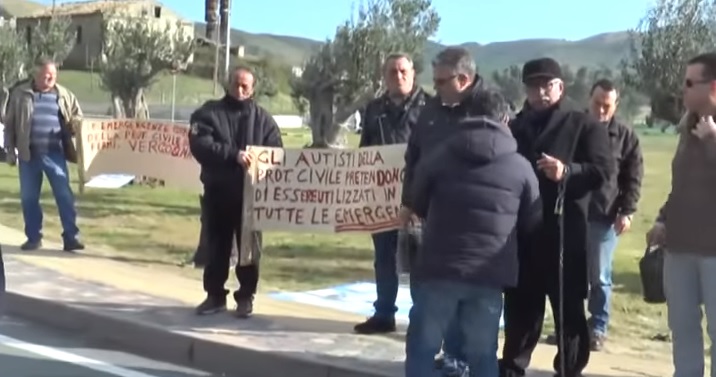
[0, 0, 47, 18]
[27, 0, 179, 18]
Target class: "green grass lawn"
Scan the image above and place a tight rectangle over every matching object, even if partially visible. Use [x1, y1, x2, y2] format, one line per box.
[58, 70, 298, 115]
[0, 126, 675, 351]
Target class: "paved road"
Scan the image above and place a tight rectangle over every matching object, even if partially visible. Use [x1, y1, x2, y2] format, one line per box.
[0, 316, 216, 377]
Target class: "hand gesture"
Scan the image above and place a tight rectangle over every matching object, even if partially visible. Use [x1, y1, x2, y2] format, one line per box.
[399, 207, 415, 227]
[237, 150, 253, 168]
[692, 116, 716, 140]
[536, 153, 566, 182]
[614, 215, 632, 236]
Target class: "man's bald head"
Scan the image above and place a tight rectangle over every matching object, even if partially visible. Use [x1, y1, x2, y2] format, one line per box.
[226, 66, 255, 100]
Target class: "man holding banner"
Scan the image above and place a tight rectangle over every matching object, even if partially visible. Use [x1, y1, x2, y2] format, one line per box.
[4, 58, 84, 252]
[353, 52, 430, 335]
[189, 66, 283, 318]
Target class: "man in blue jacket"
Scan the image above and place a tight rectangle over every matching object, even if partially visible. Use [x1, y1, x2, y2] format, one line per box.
[404, 90, 541, 377]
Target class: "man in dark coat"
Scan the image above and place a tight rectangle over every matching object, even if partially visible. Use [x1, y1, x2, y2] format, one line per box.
[400, 46, 508, 374]
[188, 66, 283, 318]
[499, 58, 614, 377]
[354, 52, 430, 335]
[405, 90, 541, 377]
[545, 79, 643, 351]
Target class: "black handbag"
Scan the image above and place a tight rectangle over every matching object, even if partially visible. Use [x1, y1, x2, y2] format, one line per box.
[639, 246, 666, 304]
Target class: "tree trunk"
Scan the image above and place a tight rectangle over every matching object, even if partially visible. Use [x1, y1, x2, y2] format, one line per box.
[0, 87, 9, 121]
[306, 89, 340, 148]
[650, 94, 682, 126]
[119, 89, 150, 120]
[111, 95, 124, 118]
[306, 88, 375, 149]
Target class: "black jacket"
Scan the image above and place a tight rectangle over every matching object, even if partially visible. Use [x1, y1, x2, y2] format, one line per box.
[401, 75, 499, 208]
[411, 117, 541, 288]
[510, 99, 614, 297]
[588, 117, 643, 222]
[189, 96, 283, 188]
[359, 87, 430, 147]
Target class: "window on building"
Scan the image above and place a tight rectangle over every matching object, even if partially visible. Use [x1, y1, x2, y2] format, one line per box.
[76, 26, 83, 44]
[154, 6, 162, 18]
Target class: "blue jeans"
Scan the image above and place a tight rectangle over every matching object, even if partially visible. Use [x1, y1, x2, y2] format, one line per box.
[664, 251, 716, 377]
[406, 280, 502, 377]
[18, 151, 79, 243]
[372, 230, 400, 319]
[586, 220, 618, 336]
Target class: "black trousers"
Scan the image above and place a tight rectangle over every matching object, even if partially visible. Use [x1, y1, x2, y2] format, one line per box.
[500, 281, 590, 377]
[202, 186, 259, 303]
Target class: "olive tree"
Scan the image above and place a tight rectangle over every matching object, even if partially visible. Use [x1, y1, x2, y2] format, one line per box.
[98, 16, 195, 119]
[491, 65, 523, 107]
[621, 0, 716, 126]
[291, 0, 440, 147]
[24, 14, 75, 66]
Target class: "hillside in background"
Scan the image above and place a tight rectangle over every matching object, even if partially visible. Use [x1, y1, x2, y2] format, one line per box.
[194, 21, 631, 77]
[3, 1, 633, 82]
[0, 0, 45, 18]
[196, 22, 631, 82]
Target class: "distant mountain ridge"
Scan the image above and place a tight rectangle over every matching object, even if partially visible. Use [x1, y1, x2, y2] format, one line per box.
[193, 22, 631, 82]
[3, 1, 632, 81]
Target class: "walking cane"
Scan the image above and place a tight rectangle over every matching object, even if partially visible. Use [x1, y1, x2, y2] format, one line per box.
[554, 178, 568, 377]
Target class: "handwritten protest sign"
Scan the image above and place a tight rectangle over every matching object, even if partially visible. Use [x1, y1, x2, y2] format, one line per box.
[79, 119, 201, 191]
[243, 145, 406, 233]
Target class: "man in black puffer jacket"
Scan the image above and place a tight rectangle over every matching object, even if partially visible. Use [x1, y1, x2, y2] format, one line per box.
[189, 65, 282, 319]
[404, 90, 541, 377]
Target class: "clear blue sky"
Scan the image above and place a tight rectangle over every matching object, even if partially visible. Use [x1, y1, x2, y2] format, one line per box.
[41, 0, 655, 45]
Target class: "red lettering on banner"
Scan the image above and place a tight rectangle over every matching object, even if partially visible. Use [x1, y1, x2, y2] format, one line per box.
[247, 146, 405, 233]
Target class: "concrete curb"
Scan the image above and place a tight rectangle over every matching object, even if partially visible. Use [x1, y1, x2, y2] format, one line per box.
[5, 291, 395, 377]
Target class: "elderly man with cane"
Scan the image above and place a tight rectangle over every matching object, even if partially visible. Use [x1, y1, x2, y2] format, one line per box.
[499, 58, 613, 377]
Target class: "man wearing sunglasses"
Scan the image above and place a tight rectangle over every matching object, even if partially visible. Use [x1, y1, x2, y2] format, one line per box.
[499, 58, 614, 377]
[354, 52, 430, 335]
[647, 52, 716, 377]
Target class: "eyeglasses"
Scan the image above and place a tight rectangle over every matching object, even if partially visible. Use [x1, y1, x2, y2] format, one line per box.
[525, 79, 560, 90]
[433, 75, 457, 87]
[685, 78, 712, 88]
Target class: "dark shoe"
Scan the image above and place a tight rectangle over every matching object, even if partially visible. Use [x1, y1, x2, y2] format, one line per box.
[63, 239, 85, 252]
[353, 316, 396, 334]
[590, 333, 606, 351]
[195, 296, 227, 315]
[544, 333, 558, 345]
[20, 240, 42, 251]
[234, 297, 254, 319]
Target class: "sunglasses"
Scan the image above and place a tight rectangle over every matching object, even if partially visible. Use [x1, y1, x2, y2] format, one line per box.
[685, 78, 712, 88]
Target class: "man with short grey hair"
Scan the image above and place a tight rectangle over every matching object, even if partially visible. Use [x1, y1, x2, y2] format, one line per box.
[4, 58, 84, 252]
[401, 46, 506, 377]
